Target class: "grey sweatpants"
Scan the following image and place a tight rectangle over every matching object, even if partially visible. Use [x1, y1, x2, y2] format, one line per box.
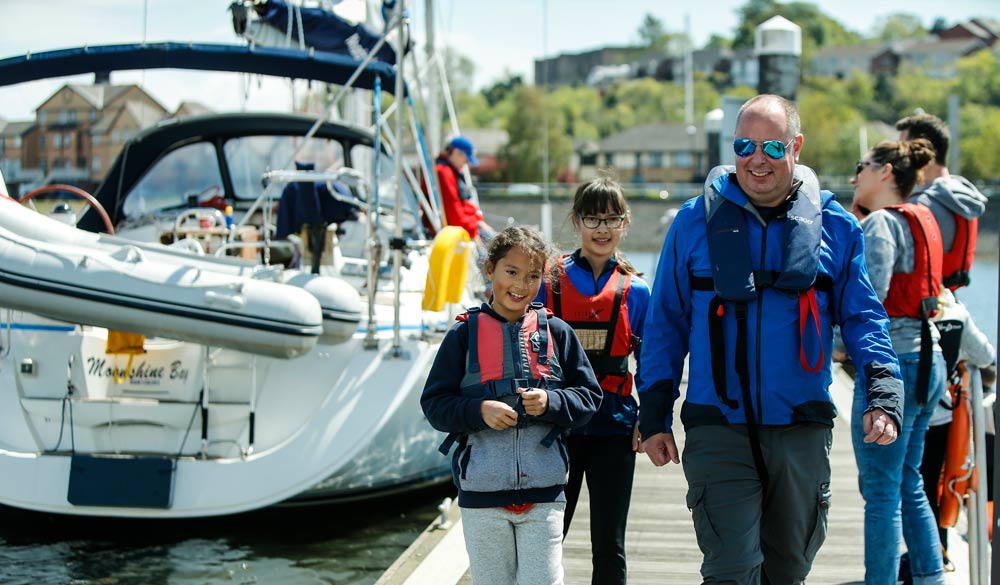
[682, 424, 833, 585]
[461, 502, 565, 585]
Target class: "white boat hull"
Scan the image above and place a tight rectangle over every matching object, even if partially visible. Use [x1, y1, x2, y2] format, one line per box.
[0, 199, 465, 518]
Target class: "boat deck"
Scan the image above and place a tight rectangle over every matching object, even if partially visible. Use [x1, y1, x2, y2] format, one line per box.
[378, 367, 980, 585]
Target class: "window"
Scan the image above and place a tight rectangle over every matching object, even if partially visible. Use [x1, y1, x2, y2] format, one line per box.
[89, 110, 97, 122]
[13, 136, 21, 148]
[93, 134, 101, 146]
[224, 135, 346, 201]
[69, 111, 77, 123]
[59, 110, 68, 124]
[64, 133, 72, 148]
[39, 134, 46, 149]
[648, 152, 664, 168]
[92, 157, 101, 172]
[673, 152, 693, 168]
[604, 153, 615, 167]
[38, 112, 47, 124]
[124, 141, 222, 218]
[53, 134, 62, 149]
[112, 129, 120, 144]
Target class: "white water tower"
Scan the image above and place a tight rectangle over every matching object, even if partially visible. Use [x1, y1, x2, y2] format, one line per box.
[755, 15, 801, 100]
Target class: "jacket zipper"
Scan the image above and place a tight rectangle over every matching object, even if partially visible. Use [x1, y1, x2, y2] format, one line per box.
[755, 219, 768, 424]
[509, 322, 524, 493]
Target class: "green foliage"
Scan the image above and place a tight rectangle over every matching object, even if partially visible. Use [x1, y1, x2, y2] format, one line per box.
[637, 13, 670, 51]
[441, 8, 1000, 182]
[731, 0, 861, 75]
[889, 63, 951, 119]
[959, 104, 1000, 180]
[500, 86, 573, 182]
[442, 47, 476, 95]
[482, 73, 525, 108]
[953, 49, 1000, 107]
[796, 88, 866, 177]
[870, 13, 927, 42]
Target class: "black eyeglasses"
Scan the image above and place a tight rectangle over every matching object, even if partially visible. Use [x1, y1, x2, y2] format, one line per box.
[578, 214, 625, 229]
[733, 137, 795, 160]
[855, 160, 883, 175]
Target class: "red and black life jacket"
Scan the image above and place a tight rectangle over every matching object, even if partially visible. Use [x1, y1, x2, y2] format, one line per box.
[548, 256, 635, 397]
[942, 214, 977, 291]
[460, 304, 555, 397]
[438, 304, 563, 454]
[882, 202, 944, 406]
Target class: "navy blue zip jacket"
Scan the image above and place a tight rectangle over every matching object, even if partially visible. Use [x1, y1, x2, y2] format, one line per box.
[639, 167, 903, 437]
[421, 303, 602, 508]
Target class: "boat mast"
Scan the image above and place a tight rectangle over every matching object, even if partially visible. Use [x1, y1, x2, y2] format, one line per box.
[391, 0, 407, 357]
[424, 0, 441, 158]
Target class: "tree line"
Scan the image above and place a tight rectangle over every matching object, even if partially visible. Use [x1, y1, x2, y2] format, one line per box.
[442, 1, 1000, 185]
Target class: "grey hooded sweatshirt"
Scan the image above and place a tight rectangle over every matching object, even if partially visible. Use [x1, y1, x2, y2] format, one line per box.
[909, 175, 988, 252]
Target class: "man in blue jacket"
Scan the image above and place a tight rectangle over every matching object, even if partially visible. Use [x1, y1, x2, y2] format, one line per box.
[639, 94, 904, 584]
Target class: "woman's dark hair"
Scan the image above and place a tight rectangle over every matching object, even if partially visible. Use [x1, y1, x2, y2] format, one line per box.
[869, 138, 936, 197]
[484, 224, 556, 279]
[568, 175, 641, 276]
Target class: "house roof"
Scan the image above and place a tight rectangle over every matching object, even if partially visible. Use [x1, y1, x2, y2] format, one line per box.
[899, 37, 987, 57]
[812, 43, 883, 59]
[455, 128, 508, 157]
[0, 120, 34, 136]
[65, 83, 133, 109]
[598, 123, 706, 153]
[172, 101, 213, 118]
[123, 100, 166, 128]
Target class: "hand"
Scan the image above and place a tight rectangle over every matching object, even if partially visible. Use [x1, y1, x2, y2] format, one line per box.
[863, 408, 898, 445]
[832, 349, 848, 363]
[632, 422, 645, 453]
[642, 432, 679, 466]
[481, 400, 518, 430]
[519, 388, 548, 416]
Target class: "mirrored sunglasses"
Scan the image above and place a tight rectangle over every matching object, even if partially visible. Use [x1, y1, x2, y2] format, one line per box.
[733, 137, 794, 160]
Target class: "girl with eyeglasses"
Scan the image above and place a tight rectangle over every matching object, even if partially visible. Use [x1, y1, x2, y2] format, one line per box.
[534, 175, 650, 585]
[849, 138, 951, 585]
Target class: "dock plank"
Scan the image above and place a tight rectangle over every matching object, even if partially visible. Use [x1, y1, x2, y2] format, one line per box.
[562, 417, 864, 585]
[400, 367, 980, 585]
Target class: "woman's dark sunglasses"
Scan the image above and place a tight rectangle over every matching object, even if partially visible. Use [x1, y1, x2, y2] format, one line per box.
[733, 138, 794, 160]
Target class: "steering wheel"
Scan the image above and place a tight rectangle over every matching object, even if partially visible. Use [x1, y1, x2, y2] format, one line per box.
[19, 184, 115, 235]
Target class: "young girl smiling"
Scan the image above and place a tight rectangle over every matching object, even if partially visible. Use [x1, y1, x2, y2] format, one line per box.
[422, 225, 602, 585]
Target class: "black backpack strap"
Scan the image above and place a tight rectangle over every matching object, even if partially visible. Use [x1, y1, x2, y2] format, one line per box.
[733, 302, 770, 498]
[708, 297, 739, 410]
[532, 304, 550, 366]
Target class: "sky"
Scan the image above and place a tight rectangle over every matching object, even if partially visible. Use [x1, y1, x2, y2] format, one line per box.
[0, 0, 995, 121]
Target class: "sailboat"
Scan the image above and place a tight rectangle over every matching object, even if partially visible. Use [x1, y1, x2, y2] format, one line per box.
[0, 0, 476, 518]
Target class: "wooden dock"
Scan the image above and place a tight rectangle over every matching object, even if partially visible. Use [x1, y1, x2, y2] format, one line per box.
[378, 366, 978, 585]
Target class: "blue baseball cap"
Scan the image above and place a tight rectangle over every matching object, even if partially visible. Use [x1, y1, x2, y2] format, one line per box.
[448, 135, 479, 166]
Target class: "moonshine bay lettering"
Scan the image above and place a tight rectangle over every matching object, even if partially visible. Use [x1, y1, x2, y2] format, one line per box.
[86, 357, 190, 383]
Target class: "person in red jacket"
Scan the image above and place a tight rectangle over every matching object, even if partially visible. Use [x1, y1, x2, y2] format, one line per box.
[433, 136, 494, 244]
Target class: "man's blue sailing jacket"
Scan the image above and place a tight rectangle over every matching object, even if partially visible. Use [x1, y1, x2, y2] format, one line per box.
[638, 166, 903, 437]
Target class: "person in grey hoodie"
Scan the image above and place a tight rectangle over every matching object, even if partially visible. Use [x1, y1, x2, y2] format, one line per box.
[896, 113, 989, 290]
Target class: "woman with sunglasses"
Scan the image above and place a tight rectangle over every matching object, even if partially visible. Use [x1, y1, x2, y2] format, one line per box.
[534, 175, 650, 585]
[850, 138, 949, 585]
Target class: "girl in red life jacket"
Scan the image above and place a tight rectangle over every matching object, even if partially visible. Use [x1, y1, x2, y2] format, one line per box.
[421, 225, 602, 585]
[535, 176, 650, 585]
[850, 138, 951, 585]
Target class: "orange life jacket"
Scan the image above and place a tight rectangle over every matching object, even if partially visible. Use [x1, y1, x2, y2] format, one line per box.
[882, 202, 944, 406]
[882, 203, 943, 319]
[941, 214, 977, 291]
[548, 257, 635, 397]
